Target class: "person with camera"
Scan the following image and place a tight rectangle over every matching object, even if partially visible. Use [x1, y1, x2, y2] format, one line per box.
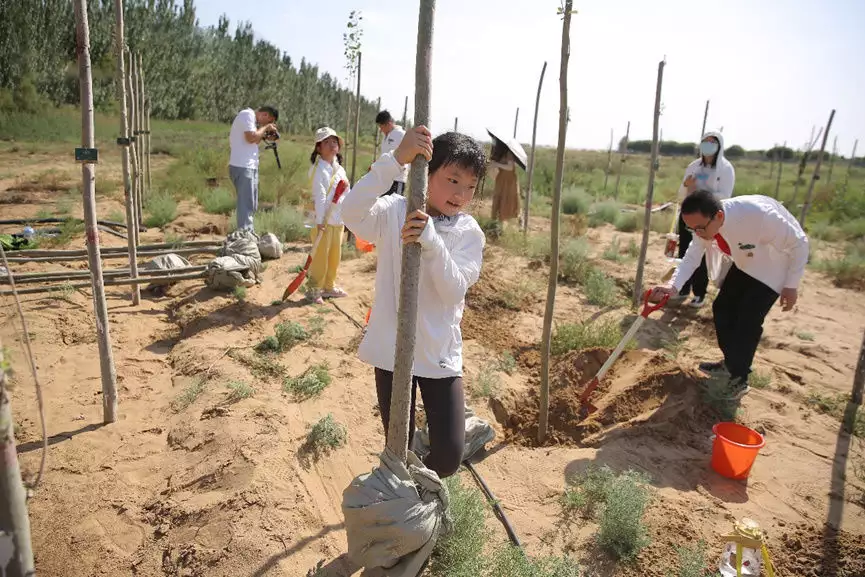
[228, 105, 279, 232]
[375, 110, 409, 196]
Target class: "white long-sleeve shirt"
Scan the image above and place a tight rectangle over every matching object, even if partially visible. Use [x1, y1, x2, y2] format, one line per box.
[341, 152, 485, 378]
[308, 158, 347, 226]
[677, 130, 735, 201]
[379, 125, 409, 183]
[671, 195, 809, 294]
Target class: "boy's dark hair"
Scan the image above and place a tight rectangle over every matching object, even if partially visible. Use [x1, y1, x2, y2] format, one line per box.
[429, 132, 486, 179]
[681, 189, 722, 218]
[375, 110, 393, 125]
[258, 106, 279, 121]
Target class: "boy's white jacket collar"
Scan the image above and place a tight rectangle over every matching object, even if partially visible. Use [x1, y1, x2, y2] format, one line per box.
[671, 195, 809, 294]
[341, 152, 485, 378]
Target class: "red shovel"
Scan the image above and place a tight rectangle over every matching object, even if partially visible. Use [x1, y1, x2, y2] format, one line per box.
[282, 179, 348, 301]
[576, 289, 670, 420]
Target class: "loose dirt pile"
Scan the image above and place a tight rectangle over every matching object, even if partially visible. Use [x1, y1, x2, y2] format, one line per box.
[491, 348, 707, 446]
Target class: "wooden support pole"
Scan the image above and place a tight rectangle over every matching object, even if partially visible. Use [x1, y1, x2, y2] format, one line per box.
[799, 109, 835, 224]
[769, 142, 777, 180]
[454, 117, 458, 132]
[826, 135, 838, 184]
[524, 61, 547, 237]
[1, 265, 208, 284]
[774, 140, 786, 199]
[0, 270, 218, 296]
[791, 127, 823, 210]
[538, 1, 573, 444]
[75, 0, 118, 423]
[372, 96, 381, 159]
[853, 329, 865, 406]
[387, 0, 434, 463]
[603, 127, 613, 191]
[402, 95, 408, 127]
[844, 139, 858, 188]
[0, 341, 36, 577]
[113, 0, 140, 305]
[350, 52, 362, 185]
[613, 120, 630, 199]
[3, 246, 220, 264]
[136, 53, 145, 206]
[634, 59, 665, 308]
[513, 107, 519, 139]
[697, 99, 709, 156]
[126, 50, 141, 231]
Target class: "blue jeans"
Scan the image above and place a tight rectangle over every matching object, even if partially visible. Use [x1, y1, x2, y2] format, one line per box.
[229, 165, 258, 231]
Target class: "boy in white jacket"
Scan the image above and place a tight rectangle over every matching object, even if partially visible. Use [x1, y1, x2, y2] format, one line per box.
[673, 131, 736, 308]
[341, 127, 486, 478]
[651, 191, 809, 399]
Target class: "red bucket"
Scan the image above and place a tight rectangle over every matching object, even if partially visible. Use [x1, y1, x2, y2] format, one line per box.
[711, 422, 765, 480]
[355, 236, 375, 253]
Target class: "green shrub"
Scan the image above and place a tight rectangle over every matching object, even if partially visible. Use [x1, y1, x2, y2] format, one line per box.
[582, 267, 620, 306]
[275, 321, 309, 350]
[232, 286, 247, 302]
[597, 471, 652, 560]
[561, 187, 591, 215]
[562, 465, 617, 518]
[198, 187, 236, 215]
[559, 237, 591, 282]
[668, 540, 713, 577]
[551, 318, 624, 355]
[486, 545, 581, 577]
[144, 190, 178, 228]
[303, 414, 347, 456]
[589, 201, 620, 227]
[602, 237, 626, 262]
[615, 212, 639, 232]
[429, 476, 488, 577]
[170, 378, 206, 413]
[283, 363, 332, 400]
[814, 239, 865, 290]
[225, 380, 255, 401]
[231, 205, 306, 242]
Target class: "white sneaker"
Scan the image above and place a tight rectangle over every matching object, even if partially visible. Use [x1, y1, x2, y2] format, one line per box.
[689, 296, 706, 308]
[669, 294, 688, 305]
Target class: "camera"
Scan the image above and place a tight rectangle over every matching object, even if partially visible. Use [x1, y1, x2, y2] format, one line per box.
[263, 127, 280, 143]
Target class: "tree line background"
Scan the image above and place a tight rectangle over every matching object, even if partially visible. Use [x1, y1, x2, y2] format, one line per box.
[0, 0, 386, 136]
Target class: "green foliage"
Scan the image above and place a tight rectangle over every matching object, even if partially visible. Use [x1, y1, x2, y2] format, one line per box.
[303, 414, 347, 457]
[749, 371, 772, 390]
[668, 541, 713, 577]
[561, 187, 591, 215]
[231, 205, 306, 242]
[170, 378, 207, 413]
[562, 465, 617, 519]
[614, 212, 639, 232]
[559, 237, 591, 282]
[471, 363, 501, 399]
[41, 219, 82, 248]
[589, 201, 620, 227]
[107, 209, 126, 224]
[602, 237, 627, 262]
[724, 145, 746, 158]
[551, 319, 624, 355]
[597, 471, 652, 561]
[429, 476, 489, 577]
[144, 190, 178, 228]
[813, 239, 865, 291]
[581, 267, 621, 306]
[232, 285, 247, 302]
[486, 547, 581, 577]
[225, 380, 255, 401]
[498, 352, 517, 375]
[283, 363, 332, 400]
[274, 321, 309, 351]
[198, 187, 236, 215]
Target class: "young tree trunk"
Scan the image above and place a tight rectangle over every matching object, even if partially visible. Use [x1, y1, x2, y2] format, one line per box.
[799, 109, 835, 224]
[696, 99, 709, 156]
[845, 139, 859, 188]
[774, 140, 786, 199]
[143, 79, 152, 195]
[402, 95, 408, 127]
[523, 61, 547, 237]
[791, 127, 823, 210]
[75, 0, 119, 424]
[538, 1, 573, 444]
[136, 53, 145, 206]
[633, 60, 665, 308]
[387, 0, 435, 463]
[454, 117, 458, 131]
[769, 142, 777, 179]
[613, 121, 630, 199]
[350, 52, 362, 185]
[0, 340, 36, 577]
[344, 89, 352, 146]
[113, 0, 140, 305]
[513, 107, 519, 138]
[372, 96, 381, 158]
[603, 127, 613, 191]
[126, 51, 141, 230]
[826, 135, 838, 184]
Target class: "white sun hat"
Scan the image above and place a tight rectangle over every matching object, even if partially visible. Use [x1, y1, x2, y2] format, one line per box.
[313, 126, 345, 151]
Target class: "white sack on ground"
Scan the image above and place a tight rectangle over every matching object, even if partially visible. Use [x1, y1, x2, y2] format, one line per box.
[140, 253, 192, 288]
[205, 255, 261, 290]
[342, 448, 450, 577]
[220, 229, 261, 260]
[412, 405, 495, 463]
[257, 232, 283, 260]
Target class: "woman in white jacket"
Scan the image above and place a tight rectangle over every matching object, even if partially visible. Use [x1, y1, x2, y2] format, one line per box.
[341, 127, 486, 478]
[674, 131, 735, 307]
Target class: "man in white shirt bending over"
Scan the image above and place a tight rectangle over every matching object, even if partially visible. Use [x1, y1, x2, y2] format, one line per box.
[651, 190, 809, 400]
[228, 106, 279, 231]
[375, 110, 409, 196]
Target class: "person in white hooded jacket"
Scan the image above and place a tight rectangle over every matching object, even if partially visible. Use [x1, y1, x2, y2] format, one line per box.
[341, 127, 486, 479]
[673, 131, 736, 308]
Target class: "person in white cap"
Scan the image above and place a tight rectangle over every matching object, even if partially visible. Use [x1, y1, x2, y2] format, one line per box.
[228, 105, 279, 231]
[306, 127, 349, 304]
[375, 110, 409, 196]
[651, 190, 809, 400]
[672, 131, 736, 308]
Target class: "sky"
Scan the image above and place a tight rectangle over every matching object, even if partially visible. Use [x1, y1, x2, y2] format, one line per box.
[193, 0, 865, 154]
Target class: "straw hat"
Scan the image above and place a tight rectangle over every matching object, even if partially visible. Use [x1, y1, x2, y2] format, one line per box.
[313, 127, 345, 152]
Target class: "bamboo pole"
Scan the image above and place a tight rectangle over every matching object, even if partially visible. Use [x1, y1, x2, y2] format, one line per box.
[603, 127, 613, 191]
[402, 95, 408, 127]
[634, 59, 665, 308]
[344, 90, 352, 146]
[143, 81, 152, 196]
[613, 121, 630, 199]
[523, 61, 547, 237]
[75, 0, 118, 423]
[350, 52, 362, 185]
[372, 96, 381, 159]
[0, 217, 142, 230]
[538, 1, 573, 444]
[9, 240, 219, 257]
[113, 0, 140, 306]
[826, 135, 838, 184]
[513, 107, 519, 139]
[844, 139, 858, 188]
[126, 51, 141, 232]
[3, 246, 220, 264]
[800, 109, 835, 224]
[387, 0, 434, 463]
[136, 53, 145, 206]
[0, 270, 219, 296]
[0, 341, 36, 577]
[791, 127, 823, 210]
[454, 117, 458, 132]
[696, 99, 709, 156]
[774, 140, 786, 199]
[1, 265, 208, 284]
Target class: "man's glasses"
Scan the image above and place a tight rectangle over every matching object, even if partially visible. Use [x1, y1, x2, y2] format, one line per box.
[686, 214, 715, 233]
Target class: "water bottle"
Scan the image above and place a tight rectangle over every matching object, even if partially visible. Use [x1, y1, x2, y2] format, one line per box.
[23, 226, 35, 240]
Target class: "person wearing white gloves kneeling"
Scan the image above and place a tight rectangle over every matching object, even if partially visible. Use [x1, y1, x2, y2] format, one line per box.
[650, 190, 809, 399]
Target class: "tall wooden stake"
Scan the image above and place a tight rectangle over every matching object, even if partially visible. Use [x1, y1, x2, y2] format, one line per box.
[774, 140, 786, 199]
[136, 53, 145, 205]
[454, 117, 458, 132]
[613, 120, 630, 199]
[603, 127, 613, 191]
[387, 0, 435, 463]
[372, 96, 381, 158]
[344, 91, 352, 147]
[634, 60, 665, 307]
[513, 107, 519, 138]
[113, 0, 140, 305]
[791, 126, 823, 210]
[844, 139, 858, 188]
[523, 61, 547, 237]
[538, 1, 573, 444]
[350, 52, 362, 185]
[126, 51, 141, 229]
[799, 109, 835, 224]
[402, 95, 408, 127]
[75, 0, 119, 424]
[143, 81, 152, 195]
[853, 329, 865, 406]
[769, 142, 777, 179]
[826, 135, 838, 184]
[696, 99, 709, 156]
[0, 341, 36, 577]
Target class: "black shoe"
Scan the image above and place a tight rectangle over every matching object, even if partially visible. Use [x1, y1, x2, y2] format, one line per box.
[719, 377, 751, 400]
[698, 360, 728, 376]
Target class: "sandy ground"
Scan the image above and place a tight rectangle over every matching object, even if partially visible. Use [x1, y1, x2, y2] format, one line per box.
[1, 150, 864, 577]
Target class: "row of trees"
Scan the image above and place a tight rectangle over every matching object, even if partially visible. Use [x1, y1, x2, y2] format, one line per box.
[623, 139, 862, 164]
[0, 0, 384, 135]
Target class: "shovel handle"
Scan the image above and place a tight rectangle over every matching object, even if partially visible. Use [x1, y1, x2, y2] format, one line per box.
[641, 289, 669, 318]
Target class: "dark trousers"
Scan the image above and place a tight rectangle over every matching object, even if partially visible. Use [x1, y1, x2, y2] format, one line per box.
[381, 180, 405, 197]
[374, 368, 465, 478]
[678, 213, 709, 298]
[712, 264, 779, 381]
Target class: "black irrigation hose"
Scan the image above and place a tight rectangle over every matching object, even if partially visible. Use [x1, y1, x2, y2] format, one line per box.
[462, 460, 522, 549]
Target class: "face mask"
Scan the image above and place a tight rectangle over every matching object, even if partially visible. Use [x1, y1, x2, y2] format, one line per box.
[700, 140, 719, 157]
